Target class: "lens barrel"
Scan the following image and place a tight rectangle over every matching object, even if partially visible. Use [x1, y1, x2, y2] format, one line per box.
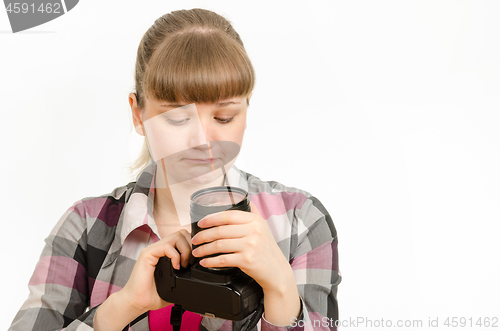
[190, 186, 250, 270]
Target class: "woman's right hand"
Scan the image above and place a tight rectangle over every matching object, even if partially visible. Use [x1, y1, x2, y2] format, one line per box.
[120, 229, 193, 314]
[94, 229, 193, 331]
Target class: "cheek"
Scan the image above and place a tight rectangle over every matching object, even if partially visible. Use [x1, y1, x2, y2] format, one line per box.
[144, 125, 182, 161]
[144, 119, 207, 161]
[229, 122, 246, 145]
[236, 126, 246, 146]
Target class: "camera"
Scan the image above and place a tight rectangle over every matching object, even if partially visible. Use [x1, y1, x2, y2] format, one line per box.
[154, 186, 263, 321]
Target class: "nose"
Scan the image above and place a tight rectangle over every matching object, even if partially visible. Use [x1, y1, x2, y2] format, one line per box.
[187, 104, 220, 149]
[187, 106, 217, 149]
[187, 119, 207, 149]
[200, 119, 215, 144]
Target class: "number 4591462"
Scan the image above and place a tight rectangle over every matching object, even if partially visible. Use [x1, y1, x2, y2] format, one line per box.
[6, 3, 61, 14]
[444, 317, 498, 328]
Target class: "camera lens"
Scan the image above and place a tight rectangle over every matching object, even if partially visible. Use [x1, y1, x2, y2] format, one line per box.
[190, 186, 250, 271]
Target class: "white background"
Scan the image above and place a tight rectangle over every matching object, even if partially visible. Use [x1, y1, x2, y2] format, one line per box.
[1, 1, 499, 330]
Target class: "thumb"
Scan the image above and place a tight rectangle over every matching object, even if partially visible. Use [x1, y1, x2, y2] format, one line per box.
[249, 201, 262, 216]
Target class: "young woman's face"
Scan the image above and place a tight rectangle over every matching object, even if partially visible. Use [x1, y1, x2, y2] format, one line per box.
[131, 94, 249, 185]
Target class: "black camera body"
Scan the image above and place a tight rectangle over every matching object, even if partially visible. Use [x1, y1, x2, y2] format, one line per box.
[154, 186, 264, 321]
[154, 258, 263, 320]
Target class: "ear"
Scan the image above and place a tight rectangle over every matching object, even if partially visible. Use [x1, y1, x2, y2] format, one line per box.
[246, 92, 253, 106]
[245, 92, 252, 130]
[129, 92, 145, 136]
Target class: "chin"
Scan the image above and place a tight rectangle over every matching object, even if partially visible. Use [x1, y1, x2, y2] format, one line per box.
[167, 167, 223, 187]
[186, 169, 224, 186]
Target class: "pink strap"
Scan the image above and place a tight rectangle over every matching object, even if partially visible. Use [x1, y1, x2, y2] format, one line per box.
[149, 304, 203, 331]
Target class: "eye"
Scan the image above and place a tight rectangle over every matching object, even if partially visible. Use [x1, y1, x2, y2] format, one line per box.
[215, 117, 234, 124]
[167, 118, 190, 125]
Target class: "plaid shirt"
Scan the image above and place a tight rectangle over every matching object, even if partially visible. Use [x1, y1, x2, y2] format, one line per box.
[9, 162, 340, 331]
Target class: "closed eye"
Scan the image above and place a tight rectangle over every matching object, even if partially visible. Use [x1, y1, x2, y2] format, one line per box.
[167, 118, 190, 125]
[215, 117, 234, 124]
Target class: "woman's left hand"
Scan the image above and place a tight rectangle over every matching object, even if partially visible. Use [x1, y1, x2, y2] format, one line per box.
[192, 201, 301, 326]
[191, 201, 292, 293]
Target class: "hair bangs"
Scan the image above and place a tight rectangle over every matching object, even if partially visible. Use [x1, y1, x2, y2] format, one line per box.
[143, 30, 255, 104]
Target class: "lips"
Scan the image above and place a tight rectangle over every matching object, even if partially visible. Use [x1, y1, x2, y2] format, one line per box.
[156, 141, 241, 185]
[186, 158, 218, 164]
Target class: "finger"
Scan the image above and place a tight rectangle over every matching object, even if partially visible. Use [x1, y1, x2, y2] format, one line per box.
[179, 229, 192, 247]
[199, 210, 254, 228]
[199, 252, 245, 269]
[177, 230, 193, 268]
[173, 235, 192, 269]
[249, 201, 262, 216]
[142, 232, 191, 269]
[192, 238, 246, 258]
[191, 223, 250, 245]
[140, 243, 182, 270]
[188, 253, 197, 266]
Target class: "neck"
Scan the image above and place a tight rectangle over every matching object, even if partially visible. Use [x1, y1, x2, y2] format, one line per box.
[153, 163, 226, 228]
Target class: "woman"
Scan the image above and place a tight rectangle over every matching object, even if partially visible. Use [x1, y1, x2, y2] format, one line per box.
[9, 8, 340, 331]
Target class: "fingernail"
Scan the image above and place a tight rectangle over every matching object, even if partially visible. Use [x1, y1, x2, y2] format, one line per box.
[200, 259, 206, 266]
[192, 248, 198, 256]
[198, 219, 205, 227]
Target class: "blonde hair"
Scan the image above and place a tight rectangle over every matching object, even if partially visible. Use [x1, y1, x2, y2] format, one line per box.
[129, 8, 255, 178]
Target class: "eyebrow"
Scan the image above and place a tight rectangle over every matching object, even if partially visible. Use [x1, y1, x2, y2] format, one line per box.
[159, 103, 186, 108]
[217, 101, 240, 107]
[159, 101, 241, 108]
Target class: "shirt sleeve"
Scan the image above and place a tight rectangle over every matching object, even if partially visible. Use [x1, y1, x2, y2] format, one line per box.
[261, 195, 340, 331]
[8, 201, 98, 331]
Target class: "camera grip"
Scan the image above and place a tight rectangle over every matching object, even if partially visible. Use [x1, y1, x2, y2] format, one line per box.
[155, 256, 176, 294]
